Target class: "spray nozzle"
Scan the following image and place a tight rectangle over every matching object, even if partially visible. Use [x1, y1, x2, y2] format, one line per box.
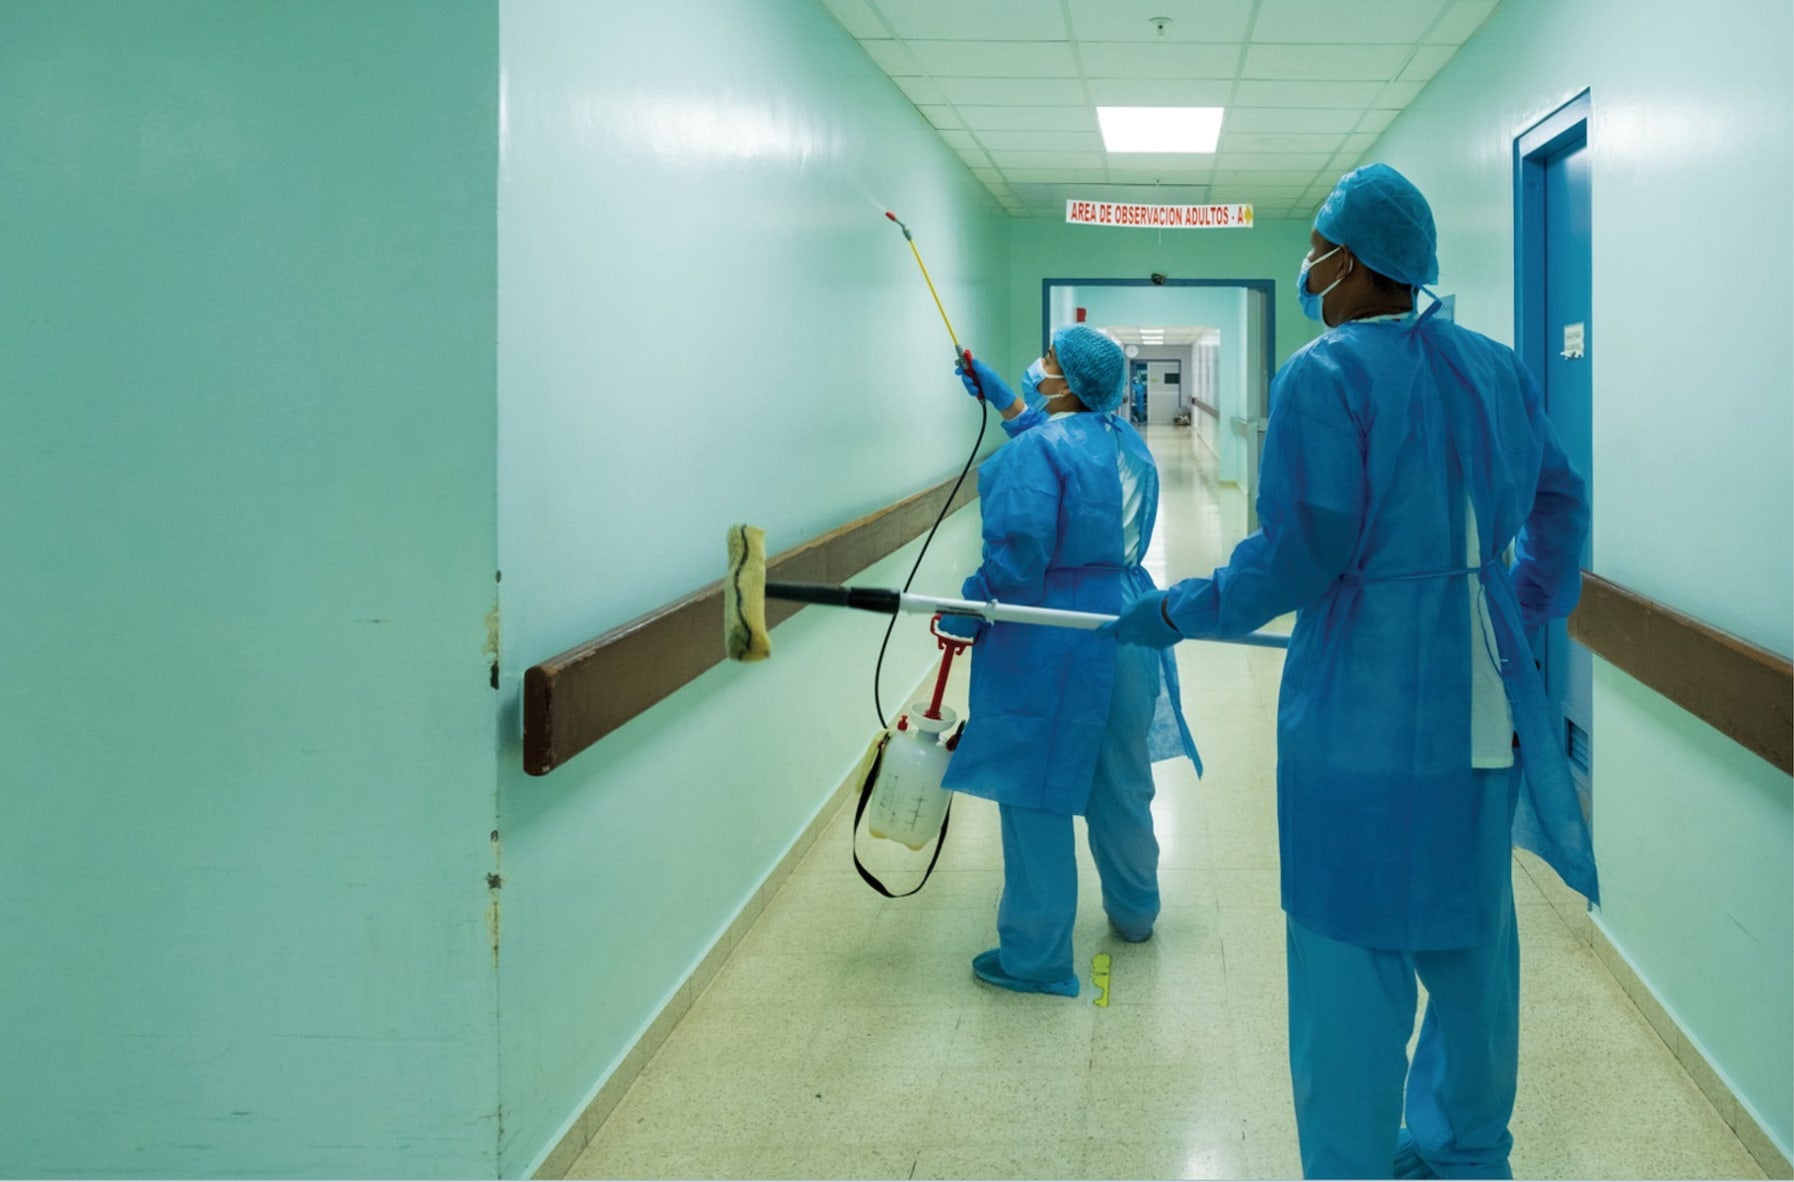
[885, 210, 913, 241]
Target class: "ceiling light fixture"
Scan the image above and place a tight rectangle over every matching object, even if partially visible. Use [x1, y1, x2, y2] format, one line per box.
[1097, 106, 1223, 154]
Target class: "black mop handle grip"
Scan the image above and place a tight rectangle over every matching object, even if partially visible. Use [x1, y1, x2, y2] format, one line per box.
[765, 582, 902, 615]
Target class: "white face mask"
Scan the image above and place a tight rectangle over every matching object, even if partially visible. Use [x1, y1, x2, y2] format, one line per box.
[1026, 357, 1073, 408]
[1298, 245, 1349, 324]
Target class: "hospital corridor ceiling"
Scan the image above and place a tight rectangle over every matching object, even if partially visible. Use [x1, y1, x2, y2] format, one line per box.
[818, 0, 1503, 219]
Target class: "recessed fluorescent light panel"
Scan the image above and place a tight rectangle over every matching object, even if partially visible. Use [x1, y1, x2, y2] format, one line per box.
[1096, 106, 1224, 154]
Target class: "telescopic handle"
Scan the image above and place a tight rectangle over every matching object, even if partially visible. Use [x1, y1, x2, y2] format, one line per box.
[765, 582, 901, 613]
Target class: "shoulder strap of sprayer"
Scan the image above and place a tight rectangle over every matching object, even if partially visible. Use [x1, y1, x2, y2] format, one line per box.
[849, 733, 953, 898]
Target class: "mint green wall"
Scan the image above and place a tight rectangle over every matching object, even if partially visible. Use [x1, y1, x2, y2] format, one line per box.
[1370, 0, 1792, 1152]
[493, 1, 1004, 1173]
[0, 2, 501, 1177]
[1009, 217, 1320, 381]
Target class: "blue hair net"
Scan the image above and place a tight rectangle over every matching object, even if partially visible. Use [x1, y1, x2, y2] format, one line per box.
[1052, 325, 1126, 413]
[1314, 163, 1439, 288]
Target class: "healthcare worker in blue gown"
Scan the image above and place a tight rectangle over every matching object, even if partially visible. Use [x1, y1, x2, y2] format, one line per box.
[940, 325, 1201, 998]
[1108, 164, 1594, 1179]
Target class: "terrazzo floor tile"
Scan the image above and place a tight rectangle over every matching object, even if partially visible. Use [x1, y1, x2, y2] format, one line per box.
[911, 1136, 1089, 1180]
[1080, 1134, 1255, 1181]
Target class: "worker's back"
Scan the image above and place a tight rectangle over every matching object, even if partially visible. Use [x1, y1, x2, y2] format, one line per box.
[1261, 312, 1588, 949]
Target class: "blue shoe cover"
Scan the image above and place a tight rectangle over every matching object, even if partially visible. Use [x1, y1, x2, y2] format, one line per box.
[1107, 915, 1153, 943]
[1394, 1129, 1439, 1180]
[971, 948, 1080, 997]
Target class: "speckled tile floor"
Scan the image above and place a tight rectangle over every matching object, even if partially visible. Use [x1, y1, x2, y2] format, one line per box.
[567, 427, 1766, 1181]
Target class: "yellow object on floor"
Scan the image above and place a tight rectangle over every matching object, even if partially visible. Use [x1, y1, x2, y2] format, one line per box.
[1092, 953, 1111, 1007]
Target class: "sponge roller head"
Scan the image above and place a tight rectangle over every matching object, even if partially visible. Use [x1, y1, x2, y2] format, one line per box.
[724, 524, 771, 662]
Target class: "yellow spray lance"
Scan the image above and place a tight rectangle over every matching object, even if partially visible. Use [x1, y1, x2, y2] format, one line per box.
[885, 210, 983, 399]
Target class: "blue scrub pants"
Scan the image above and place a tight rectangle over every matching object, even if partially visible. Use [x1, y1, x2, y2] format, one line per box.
[1285, 767, 1521, 1180]
[990, 643, 1161, 988]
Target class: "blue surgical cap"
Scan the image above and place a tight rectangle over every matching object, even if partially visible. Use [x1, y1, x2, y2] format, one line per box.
[1314, 163, 1439, 288]
[1052, 325, 1126, 413]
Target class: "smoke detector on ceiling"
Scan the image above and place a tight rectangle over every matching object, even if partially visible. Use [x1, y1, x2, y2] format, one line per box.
[1149, 17, 1172, 36]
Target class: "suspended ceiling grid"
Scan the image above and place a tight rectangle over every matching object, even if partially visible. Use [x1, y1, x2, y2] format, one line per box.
[818, 0, 1501, 219]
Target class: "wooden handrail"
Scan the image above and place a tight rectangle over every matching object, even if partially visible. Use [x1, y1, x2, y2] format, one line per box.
[1568, 572, 1793, 774]
[522, 474, 980, 776]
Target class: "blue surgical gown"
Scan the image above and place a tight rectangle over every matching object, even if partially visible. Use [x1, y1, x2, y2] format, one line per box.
[1162, 314, 1594, 950]
[943, 412, 1199, 815]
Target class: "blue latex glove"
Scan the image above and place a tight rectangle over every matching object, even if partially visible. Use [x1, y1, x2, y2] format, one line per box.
[955, 356, 1016, 411]
[1097, 590, 1183, 648]
[936, 612, 984, 642]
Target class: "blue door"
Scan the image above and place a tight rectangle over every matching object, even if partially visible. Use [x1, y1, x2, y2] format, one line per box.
[1518, 92, 1595, 818]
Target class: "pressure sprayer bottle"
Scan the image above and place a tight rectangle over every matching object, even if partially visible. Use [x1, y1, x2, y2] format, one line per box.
[865, 618, 970, 851]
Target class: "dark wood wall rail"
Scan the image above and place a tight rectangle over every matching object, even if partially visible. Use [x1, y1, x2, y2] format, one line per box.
[522, 475, 981, 776]
[1569, 572, 1793, 774]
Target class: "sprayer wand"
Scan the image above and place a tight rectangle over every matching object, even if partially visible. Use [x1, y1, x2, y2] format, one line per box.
[886, 210, 980, 395]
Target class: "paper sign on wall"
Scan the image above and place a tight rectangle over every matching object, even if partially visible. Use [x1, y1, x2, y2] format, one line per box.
[1065, 201, 1254, 229]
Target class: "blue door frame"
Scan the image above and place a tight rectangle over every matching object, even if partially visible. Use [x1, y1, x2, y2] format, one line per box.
[1039, 277, 1275, 386]
[1515, 89, 1595, 811]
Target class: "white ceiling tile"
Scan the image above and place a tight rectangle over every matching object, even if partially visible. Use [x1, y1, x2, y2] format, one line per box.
[1208, 184, 1313, 201]
[818, 0, 888, 39]
[1220, 131, 1347, 154]
[1398, 44, 1459, 82]
[977, 129, 1106, 152]
[1018, 182, 1210, 202]
[1376, 80, 1429, 107]
[1231, 80, 1386, 107]
[956, 146, 992, 168]
[1085, 78, 1234, 105]
[916, 105, 962, 130]
[1101, 168, 1215, 184]
[1340, 132, 1379, 153]
[893, 75, 949, 105]
[1242, 43, 1412, 81]
[1076, 41, 1241, 78]
[939, 129, 981, 151]
[1098, 151, 1217, 174]
[1325, 148, 1366, 172]
[999, 168, 1113, 183]
[906, 39, 1078, 77]
[858, 38, 923, 75]
[1425, 0, 1501, 44]
[956, 105, 1099, 132]
[875, 0, 1069, 41]
[1353, 108, 1400, 134]
[1214, 151, 1335, 171]
[935, 77, 1078, 106]
[1095, 191, 1215, 208]
[1250, 0, 1450, 44]
[1210, 169, 1329, 186]
[1068, 0, 1256, 42]
[1223, 107, 1365, 133]
[972, 167, 1006, 184]
[988, 149, 1108, 169]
